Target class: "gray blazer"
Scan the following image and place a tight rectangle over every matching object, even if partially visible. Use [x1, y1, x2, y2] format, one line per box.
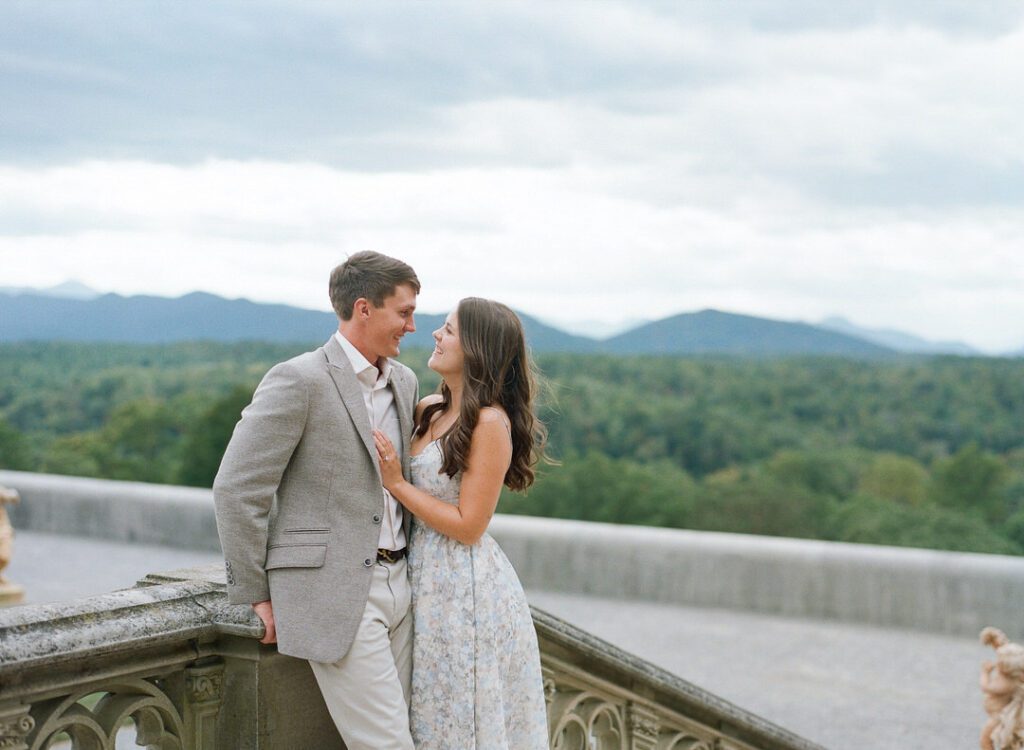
[213, 335, 417, 663]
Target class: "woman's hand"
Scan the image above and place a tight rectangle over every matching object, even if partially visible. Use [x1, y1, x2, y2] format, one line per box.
[373, 430, 405, 492]
[376, 412, 510, 545]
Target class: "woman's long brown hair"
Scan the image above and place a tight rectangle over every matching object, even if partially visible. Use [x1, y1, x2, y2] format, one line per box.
[414, 297, 547, 491]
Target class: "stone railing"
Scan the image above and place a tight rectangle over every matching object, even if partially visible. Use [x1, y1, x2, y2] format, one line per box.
[0, 565, 821, 750]
[534, 608, 820, 750]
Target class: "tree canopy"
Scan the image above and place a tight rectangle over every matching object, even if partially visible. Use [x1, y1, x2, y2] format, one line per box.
[2, 342, 1022, 556]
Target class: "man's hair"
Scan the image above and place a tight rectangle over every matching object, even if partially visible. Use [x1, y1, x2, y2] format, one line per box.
[329, 251, 420, 320]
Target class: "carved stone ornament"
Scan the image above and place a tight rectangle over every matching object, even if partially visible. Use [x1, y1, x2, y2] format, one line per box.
[0, 707, 36, 750]
[542, 666, 558, 706]
[25, 679, 185, 750]
[548, 689, 626, 750]
[0, 485, 24, 605]
[627, 703, 661, 740]
[185, 668, 224, 705]
[980, 627, 1024, 750]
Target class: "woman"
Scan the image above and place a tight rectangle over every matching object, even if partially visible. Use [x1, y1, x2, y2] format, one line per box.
[373, 297, 550, 750]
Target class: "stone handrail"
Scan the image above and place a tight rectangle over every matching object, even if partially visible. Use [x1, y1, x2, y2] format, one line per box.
[533, 608, 822, 750]
[0, 564, 821, 750]
[0, 568, 261, 750]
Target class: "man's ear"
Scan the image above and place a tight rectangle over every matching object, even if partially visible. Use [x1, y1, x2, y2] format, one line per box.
[353, 298, 371, 320]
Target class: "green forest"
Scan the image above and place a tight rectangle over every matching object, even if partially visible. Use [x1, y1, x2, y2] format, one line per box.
[1, 341, 1023, 556]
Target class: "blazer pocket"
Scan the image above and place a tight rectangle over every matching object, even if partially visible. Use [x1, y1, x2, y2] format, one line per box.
[265, 543, 327, 570]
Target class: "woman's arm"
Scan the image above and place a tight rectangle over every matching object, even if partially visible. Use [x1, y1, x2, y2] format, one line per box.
[374, 408, 511, 545]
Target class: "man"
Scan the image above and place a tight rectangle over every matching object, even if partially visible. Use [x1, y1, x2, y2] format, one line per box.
[214, 251, 420, 750]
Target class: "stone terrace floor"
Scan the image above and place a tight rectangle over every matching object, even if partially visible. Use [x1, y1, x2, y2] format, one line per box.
[7, 530, 989, 750]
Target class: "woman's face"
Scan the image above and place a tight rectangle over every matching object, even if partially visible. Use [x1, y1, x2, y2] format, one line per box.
[428, 309, 465, 378]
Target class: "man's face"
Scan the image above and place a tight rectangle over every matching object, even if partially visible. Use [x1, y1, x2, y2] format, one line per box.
[364, 283, 417, 360]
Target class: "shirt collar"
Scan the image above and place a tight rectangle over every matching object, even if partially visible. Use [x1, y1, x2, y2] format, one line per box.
[334, 330, 393, 388]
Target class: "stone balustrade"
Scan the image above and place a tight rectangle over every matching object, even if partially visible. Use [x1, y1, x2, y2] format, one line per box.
[0, 565, 821, 750]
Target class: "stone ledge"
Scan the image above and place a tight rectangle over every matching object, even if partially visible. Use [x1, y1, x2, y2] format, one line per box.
[0, 564, 261, 683]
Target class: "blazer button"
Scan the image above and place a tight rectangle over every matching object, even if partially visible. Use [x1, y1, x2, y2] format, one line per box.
[372, 513, 382, 524]
[363, 558, 373, 568]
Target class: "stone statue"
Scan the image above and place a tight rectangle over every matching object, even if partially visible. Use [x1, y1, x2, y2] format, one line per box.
[0, 484, 25, 605]
[980, 626, 1024, 750]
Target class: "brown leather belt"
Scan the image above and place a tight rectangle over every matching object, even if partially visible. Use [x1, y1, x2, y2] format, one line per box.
[376, 547, 407, 563]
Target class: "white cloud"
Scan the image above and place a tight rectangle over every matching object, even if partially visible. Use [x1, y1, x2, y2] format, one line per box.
[2, 2, 1023, 352]
[1, 158, 1022, 352]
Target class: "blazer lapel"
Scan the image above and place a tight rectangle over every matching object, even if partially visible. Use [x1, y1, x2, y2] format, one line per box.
[391, 366, 413, 475]
[389, 364, 416, 540]
[324, 336, 378, 469]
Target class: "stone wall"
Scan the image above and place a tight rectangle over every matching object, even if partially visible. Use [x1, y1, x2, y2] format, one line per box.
[4, 469, 1022, 638]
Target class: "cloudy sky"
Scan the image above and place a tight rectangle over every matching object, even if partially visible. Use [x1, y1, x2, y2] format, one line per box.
[1, 1, 1022, 351]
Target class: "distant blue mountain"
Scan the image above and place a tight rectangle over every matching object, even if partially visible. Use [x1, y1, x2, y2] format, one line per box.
[819, 316, 977, 356]
[0, 291, 592, 352]
[0, 291, 338, 344]
[2, 289, 989, 358]
[0, 279, 99, 300]
[407, 310, 594, 353]
[600, 309, 892, 356]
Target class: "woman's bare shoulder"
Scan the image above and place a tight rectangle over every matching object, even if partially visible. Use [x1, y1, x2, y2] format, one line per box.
[468, 406, 513, 463]
[477, 405, 511, 429]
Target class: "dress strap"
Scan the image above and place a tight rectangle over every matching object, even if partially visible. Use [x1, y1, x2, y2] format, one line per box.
[491, 409, 512, 437]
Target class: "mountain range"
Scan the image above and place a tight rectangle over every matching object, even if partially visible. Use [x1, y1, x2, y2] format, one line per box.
[0, 284, 999, 358]
[0, 280, 100, 300]
[818, 316, 979, 356]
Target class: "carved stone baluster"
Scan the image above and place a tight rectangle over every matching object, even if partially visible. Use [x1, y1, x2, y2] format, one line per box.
[25, 696, 106, 750]
[541, 666, 559, 746]
[91, 681, 184, 749]
[588, 699, 626, 750]
[183, 661, 225, 749]
[626, 703, 660, 750]
[542, 665, 558, 709]
[0, 703, 35, 750]
[548, 684, 590, 750]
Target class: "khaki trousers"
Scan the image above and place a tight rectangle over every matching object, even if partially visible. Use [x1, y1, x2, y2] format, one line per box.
[309, 558, 414, 750]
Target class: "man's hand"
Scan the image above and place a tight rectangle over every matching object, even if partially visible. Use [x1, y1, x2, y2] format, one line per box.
[252, 599, 277, 644]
